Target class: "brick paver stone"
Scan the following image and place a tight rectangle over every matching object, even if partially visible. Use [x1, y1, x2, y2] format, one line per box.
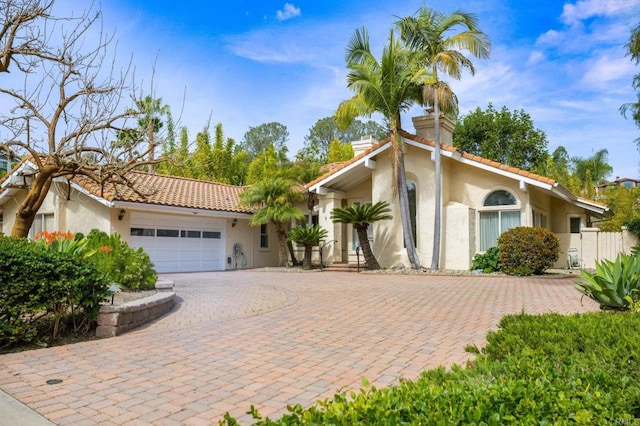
[0, 271, 598, 425]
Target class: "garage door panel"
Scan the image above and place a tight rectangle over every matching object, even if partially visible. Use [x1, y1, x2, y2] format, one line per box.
[129, 212, 225, 273]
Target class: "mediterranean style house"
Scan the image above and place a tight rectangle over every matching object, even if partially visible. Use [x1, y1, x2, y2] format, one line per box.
[0, 113, 612, 273]
[0, 163, 280, 273]
[305, 113, 610, 270]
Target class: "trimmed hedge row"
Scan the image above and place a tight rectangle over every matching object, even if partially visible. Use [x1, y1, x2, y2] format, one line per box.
[222, 312, 640, 425]
[0, 236, 109, 348]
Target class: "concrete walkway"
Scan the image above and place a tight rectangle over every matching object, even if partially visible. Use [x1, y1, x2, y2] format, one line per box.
[0, 271, 598, 425]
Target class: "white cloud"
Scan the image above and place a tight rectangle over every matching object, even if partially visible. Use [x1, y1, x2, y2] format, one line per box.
[276, 3, 301, 21]
[527, 50, 546, 65]
[535, 29, 564, 47]
[580, 54, 636, 89]
[561, 0, 640, 26]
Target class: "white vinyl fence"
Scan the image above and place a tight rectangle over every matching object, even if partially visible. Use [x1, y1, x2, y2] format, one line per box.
[555, 227, 638, 269]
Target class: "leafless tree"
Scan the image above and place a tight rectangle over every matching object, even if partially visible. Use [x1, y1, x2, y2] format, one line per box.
[0, 1, 162, 237]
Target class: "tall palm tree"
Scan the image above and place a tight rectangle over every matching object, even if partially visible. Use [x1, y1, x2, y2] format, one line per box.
[331, 201, 393, 270]
[240, 178, 305, 266]
[397, 7, 491, 270]
[335, 28, 429, 269]
[287, 224, 328, 270]
[136, 96, 170, 173]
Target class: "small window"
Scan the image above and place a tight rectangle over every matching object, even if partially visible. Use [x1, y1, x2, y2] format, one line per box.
[157, 229, 179, 237]
[570, 217, 581, 234]
[533, 210, 547, 228]
[180, 230, 201, 238]
[131, 227, 155, 237]
[203, 231, 221, 239]
[260, 224, 269, 248]
[484, 190, 517, 206]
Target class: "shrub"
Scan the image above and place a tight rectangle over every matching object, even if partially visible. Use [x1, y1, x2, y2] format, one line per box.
[497, 227, 559, 276]
[221, 312, 640, 425]
[0, 236, 109, 347]
[576, 252, 640, 311]
[471, 246, 501, 273]
[85, 229, 157, 291]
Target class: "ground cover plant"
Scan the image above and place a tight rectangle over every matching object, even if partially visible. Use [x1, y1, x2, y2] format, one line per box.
[471, 246, 501, 273]
[221, 311, 640, 425]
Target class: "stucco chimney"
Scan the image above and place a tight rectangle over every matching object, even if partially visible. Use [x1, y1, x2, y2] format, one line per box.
[411, 112, 455, 146]
[351, 135, 378, 156]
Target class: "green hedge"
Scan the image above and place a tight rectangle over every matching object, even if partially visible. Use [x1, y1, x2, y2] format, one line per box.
[221, 312, 640, 425]
[0, 236, 109, 348]
[498, 227, 559, 276]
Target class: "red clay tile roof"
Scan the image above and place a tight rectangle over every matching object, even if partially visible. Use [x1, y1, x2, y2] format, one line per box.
[71, 172, 254, 213]
[306, 130, 558, 189]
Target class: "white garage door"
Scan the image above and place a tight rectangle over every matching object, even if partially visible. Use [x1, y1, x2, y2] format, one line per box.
[129, 212, 225, 273]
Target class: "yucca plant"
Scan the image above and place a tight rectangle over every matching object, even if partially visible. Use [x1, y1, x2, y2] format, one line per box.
[576, 253, 640, 311]
[287, 225, 328, 270]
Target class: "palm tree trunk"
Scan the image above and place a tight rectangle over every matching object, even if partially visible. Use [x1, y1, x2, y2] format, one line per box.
[398, 154, 421, 269]
[302, 244, 312, 270]
[356, 225, 380, 270]
[431, 103, 442, 270]
[287, 240, 298, 265]
[275, 225, 289, 267]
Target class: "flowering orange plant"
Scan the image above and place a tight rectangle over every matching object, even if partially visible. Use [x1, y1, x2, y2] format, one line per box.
[98, 245, 113, 254]
[34, 231, 75, 245]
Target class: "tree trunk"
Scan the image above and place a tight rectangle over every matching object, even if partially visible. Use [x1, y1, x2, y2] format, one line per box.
[356, 225, 380, 270]
[275, 225, 289, 267]
[287, 239, 298, 266]
[430, 103, 442, 270]
[11, 172, 54, 238]
[397, 154, 421, 269]
[302, 244, 313, 270]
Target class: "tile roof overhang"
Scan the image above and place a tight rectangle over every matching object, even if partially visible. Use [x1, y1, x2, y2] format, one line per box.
[306, 130, 609, 217]
[0, 160, 254, 217]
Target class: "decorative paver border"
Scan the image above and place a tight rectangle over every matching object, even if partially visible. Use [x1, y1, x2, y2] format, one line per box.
[95, 280, 176, 338]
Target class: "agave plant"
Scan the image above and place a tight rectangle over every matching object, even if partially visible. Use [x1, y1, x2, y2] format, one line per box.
[576, 253, 640, 311]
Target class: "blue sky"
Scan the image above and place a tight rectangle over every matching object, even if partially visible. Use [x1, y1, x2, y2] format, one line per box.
[53, 0, 640, 178]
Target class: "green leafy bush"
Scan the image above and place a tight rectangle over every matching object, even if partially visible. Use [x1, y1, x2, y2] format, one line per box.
[221, 312, 640, 425]
[84, 229, 157, 291]
[497, 226, 559, 276]
[471, 246, 501, 273]
[624, 216, 640, 238]
[0, 236, 109, 347]
[576, 252, 640, 311]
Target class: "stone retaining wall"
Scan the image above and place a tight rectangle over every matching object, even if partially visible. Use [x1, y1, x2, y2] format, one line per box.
[96, 280, 176, 338]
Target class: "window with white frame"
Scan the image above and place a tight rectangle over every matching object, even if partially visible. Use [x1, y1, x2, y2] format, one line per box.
[407, 181, 417, 246]
[532, 209, 548, 228]
[569, 217, 581, 234]
[479, 190, 521, 251]
[259, 223, 269, 248]
[29, 213, 54, 239]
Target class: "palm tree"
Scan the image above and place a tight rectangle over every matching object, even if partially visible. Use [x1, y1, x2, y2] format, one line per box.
[287, 225, 328, 270]
[331, 201, 392, 270]
[240, 178, 305, 266]
[335, 28, 429, 269]
[136, 96, 170, 173]
[397, 7, 491, 270]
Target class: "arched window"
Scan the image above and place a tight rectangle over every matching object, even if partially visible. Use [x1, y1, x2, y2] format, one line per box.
[407, 181, 417, 246]
[479, 190, 521, 251]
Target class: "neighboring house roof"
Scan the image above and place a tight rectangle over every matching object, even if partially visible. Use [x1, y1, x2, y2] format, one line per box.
[306, 130, 609, 216]
[0, 160, 254, 214]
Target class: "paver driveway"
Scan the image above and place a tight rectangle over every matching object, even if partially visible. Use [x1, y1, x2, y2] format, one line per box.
[0, 271, 598, 425]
